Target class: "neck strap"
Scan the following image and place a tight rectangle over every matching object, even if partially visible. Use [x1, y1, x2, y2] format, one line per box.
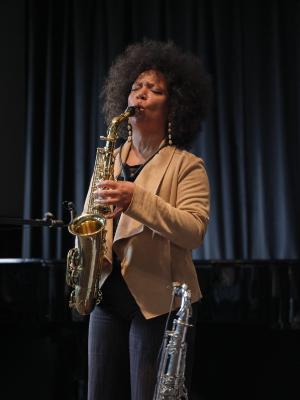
[118, 141, 170, 181]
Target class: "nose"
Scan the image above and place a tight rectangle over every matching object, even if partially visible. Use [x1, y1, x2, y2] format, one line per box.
[136, 93, 146, 100]
[136, 89, 147, 100]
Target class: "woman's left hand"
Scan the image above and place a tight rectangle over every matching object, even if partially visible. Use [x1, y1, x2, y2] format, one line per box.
[93, 180, 135, 218]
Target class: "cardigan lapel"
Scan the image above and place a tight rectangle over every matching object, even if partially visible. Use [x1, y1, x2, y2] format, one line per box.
[113, 144, 176, 243]
[113, 140, 131, 180]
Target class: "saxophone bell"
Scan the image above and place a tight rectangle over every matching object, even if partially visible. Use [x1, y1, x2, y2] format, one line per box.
[68, 214, 105, 237]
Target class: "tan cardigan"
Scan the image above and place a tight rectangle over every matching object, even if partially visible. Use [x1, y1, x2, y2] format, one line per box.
[84, 141, 210, 319]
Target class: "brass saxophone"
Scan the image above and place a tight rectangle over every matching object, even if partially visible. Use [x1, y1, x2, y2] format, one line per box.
[153, 283, 193, 400]
[66, 106, 137, 315]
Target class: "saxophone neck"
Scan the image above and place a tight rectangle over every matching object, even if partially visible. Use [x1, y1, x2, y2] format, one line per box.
[173, 283, 192, 323]
[107, 106, 137, 139]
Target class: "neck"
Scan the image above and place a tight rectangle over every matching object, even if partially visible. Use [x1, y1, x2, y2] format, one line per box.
[130, 128, 165, 162]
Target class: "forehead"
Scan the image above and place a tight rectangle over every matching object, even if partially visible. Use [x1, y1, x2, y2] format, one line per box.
[134, 69, 167, 86]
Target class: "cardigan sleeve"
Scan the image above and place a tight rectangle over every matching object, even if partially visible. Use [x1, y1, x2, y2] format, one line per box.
[124, 156, 210, 249]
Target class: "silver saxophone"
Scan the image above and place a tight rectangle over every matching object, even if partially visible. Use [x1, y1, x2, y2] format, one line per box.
[153, 283, 193, 400]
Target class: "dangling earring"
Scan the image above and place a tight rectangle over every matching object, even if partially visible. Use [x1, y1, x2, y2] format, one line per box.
[168, 121, 173, 145]
[127, 123, 132, 142]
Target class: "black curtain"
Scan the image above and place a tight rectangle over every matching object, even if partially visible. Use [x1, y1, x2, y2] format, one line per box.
[22, 0, 300, 260]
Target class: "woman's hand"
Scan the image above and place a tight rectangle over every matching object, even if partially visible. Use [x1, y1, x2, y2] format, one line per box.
[93, 180, 135, 218]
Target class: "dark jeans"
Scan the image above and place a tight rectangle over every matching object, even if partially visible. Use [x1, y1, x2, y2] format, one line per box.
[88, 262, 198, 400]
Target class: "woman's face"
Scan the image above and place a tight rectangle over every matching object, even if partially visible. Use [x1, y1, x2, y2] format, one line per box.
[128, 69, 169, 126]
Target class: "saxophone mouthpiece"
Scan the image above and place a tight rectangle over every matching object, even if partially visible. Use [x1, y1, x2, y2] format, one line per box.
[125, 106, 138, 116]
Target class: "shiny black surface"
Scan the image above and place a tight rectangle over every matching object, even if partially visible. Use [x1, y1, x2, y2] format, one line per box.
[195, 260, 300, 329]
[1, 258, 299, 327]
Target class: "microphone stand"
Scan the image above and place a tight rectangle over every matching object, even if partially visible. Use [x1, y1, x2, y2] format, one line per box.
[0, 210, 72, 322]
[0, 212, 67, 229]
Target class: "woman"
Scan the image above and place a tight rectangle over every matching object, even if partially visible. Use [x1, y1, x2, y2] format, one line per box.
[87, 40, 212, 400]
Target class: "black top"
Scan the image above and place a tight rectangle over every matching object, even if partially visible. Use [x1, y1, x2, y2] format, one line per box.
[120, 163, 143, 182]
[100, 163, 145, 318]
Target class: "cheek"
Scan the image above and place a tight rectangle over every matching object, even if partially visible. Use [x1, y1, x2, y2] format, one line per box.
[158, 98, 169, 113]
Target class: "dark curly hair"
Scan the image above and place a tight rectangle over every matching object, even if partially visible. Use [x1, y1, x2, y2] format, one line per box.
[101, 40, 212, 149]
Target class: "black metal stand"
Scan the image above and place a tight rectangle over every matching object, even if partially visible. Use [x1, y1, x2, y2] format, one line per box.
[0, 212, 67, 228]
